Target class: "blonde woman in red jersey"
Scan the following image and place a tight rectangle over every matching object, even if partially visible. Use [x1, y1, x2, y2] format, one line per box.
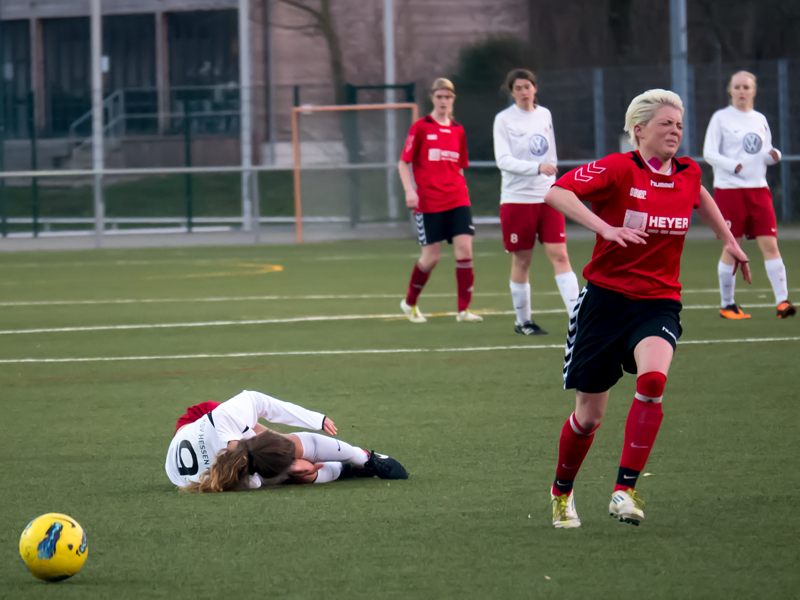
[398, 78, 482, 323]
[542, 89, 751, 529]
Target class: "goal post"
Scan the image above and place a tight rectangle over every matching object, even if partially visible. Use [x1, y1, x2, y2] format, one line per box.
[291, 102, 419, 243]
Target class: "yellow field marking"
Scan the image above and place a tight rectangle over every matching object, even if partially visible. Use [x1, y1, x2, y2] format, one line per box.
[146, 263, 283, 280]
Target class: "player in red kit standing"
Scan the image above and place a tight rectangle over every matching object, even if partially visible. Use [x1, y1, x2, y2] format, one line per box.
[398, 78, 482, 323]
[543, 89, 752, 528]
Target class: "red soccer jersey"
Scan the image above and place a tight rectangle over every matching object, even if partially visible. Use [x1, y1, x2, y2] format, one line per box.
[401, 116, 470, 213]
[554, 151, 702, 301]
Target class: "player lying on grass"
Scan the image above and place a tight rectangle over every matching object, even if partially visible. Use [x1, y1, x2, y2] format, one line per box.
[544, 89, 751, 528]
[165, 390, 408, 492]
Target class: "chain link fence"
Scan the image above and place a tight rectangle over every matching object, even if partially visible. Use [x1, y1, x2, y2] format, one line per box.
[1, 59, 798, 239]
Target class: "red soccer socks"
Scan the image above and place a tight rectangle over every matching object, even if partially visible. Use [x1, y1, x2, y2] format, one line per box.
[456, 259, 474, 312]
[552, 412, 600, 496]
[614, 372, 665, 492]
[406, 262, 433, 306]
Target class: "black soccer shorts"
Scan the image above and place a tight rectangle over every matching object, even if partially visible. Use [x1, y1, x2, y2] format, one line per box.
[414, 206, 475, 246]
[563, 282, 682, 393]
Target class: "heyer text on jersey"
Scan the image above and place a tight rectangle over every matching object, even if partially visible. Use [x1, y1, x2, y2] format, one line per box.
[428, 149, 461, 162]
[647, 216, 689, 231]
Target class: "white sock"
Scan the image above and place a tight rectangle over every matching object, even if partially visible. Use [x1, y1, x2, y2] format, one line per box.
[718, 261, 735, 307]
[555, 271, 580, 314]
[510, 281, 531, 325]
[292, 432, 368, 466]
[765, 258, 789, 305]
[313, 462, 343, 484]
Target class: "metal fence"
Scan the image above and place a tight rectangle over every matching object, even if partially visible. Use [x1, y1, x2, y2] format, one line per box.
[1, 59, 798, 242]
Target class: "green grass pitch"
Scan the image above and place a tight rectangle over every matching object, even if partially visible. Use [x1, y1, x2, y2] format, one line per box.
[1, 236, 798, 599]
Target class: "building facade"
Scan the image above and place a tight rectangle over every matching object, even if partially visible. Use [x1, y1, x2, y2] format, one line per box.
[1, 0, 527, 168]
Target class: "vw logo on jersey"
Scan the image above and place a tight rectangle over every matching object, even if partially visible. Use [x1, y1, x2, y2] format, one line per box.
[743, 132, 762, 154]
[529, 134, 549, 157]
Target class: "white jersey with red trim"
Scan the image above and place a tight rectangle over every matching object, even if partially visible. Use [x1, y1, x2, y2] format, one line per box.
[703, 105, 780, 189]
[493, 104, 558, 203]
[165, 390, 325, 488]
[554, 151, 701, 301]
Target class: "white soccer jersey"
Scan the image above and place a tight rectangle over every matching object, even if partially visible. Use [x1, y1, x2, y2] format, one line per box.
[493, 103, 558, 203]
[703, 105, 781, 189]
[165, 390, 325, 488]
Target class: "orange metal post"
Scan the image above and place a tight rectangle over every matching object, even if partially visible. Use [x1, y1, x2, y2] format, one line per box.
[291, 103, 419, 243]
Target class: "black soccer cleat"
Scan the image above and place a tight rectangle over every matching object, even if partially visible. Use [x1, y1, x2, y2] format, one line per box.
[777, 300, 796, 319]
[515, 320, 548, 335]
[365, 451, 408, 480]
[339, 463, 376, 479]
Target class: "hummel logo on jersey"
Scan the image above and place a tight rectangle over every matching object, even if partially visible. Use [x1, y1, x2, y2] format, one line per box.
[650, 180, 675, 188]
[630, 187, 647, 199]
[574, 161, 606, 182]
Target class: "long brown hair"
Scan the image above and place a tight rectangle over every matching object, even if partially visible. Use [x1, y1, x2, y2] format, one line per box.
[504, 68, 539, 107]
[181, 430, 296, 493]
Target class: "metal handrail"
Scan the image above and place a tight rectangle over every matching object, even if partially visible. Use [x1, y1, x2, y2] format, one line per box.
[68, 89, 125, 153]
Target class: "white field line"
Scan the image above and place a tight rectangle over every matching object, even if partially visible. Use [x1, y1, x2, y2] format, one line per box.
[0, 304, 783, 336]
[1, 336, 798, 364]
[0, 288, 795, 308]
[0, 293, 517, 307]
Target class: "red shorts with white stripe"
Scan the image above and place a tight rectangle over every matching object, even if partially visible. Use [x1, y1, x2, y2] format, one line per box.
[174, 401, 221, 434]
[500, 202, 566, 252]
[714, 187, 777, 240]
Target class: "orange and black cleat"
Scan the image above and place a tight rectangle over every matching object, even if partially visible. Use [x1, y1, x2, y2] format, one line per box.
[720, 304, 751, 320]
[777, 301, 797, 319]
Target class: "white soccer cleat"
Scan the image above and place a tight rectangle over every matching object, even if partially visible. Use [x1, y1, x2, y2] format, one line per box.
[609, 488, 645, 526]
[400, 299, 427, 323]
[551, 491, 581, 529]
[456, 310, 483, 322]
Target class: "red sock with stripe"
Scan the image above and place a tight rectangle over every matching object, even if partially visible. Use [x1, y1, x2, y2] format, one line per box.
[552, 412, 599, 496]
[614, 372, 666, 492]
[406, 263, 432, 306]
[456, 259, 474, 312]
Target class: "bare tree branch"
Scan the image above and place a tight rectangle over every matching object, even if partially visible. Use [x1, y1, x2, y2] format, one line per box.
[277, 0, 322, 20]
[267, 20, 320, 33]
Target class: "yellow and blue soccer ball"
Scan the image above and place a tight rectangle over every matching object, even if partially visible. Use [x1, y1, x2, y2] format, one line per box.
[19, 513, 88, 582]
